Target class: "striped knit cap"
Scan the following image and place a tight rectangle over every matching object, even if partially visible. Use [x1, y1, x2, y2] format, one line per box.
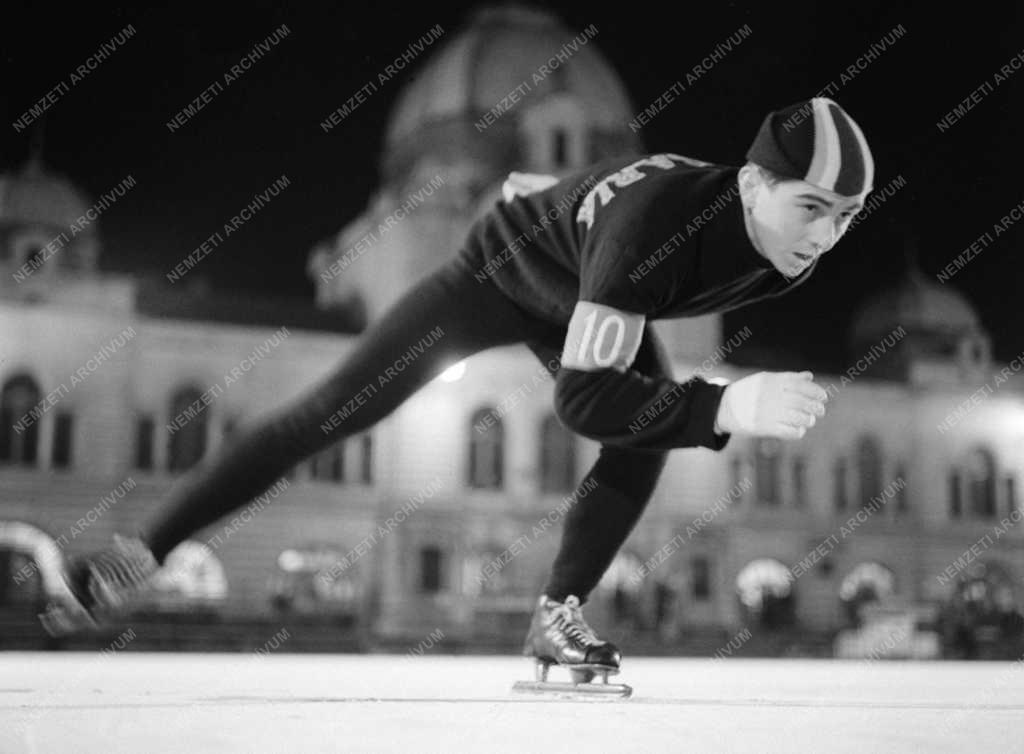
[746, 97, 874, 197]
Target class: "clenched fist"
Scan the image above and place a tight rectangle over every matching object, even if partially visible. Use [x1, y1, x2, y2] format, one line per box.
[714, 371, 828, 440]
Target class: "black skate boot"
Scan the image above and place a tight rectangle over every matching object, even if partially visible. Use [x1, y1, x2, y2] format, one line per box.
[512, 594, 632, 698]
[39, 534, 159, 637]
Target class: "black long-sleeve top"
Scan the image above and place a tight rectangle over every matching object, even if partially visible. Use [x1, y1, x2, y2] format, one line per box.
[465, 152, 818, 452]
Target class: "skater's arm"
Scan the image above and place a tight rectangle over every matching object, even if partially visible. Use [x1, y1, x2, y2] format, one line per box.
[554, 224, 730, 451]
[553, 302, 729, 452]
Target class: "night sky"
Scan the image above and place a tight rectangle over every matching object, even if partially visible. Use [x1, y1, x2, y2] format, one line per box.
[3, 2, 1022, 372]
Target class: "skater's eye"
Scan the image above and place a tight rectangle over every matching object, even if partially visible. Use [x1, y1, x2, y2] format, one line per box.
[801, 204, 820, 215]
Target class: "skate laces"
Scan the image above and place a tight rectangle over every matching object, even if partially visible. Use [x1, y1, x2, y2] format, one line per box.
[551, 595, 600, 645]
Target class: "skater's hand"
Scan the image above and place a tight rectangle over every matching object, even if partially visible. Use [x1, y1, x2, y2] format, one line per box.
[714, 371, 827, 440]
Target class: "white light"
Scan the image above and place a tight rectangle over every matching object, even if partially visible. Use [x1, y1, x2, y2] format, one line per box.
[438, 361, 466, 382]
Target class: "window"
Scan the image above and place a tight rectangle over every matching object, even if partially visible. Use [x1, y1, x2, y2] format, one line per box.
[0, 375, 41, 466]
[1006, 476, 1017, 519]
[167, 386, 208, 472]
[857, 435, 883, 506]
[360, 434, 373, 484]
[754, 438, 780, 505]
[730, 455, 751, 504]
[792, 456, 807, 508]
[135, 416, 154, 470]
[468, 407, 503, 489]
[51, 412, 73, 468]
[311, 441, 344, 483]
[736, 558, 794, 629]
[149, 540, 228, 604]
[419, 545, 444, 593]
[950, 470, 962, 518]
[967, 447, 996, 518]
[839, 562, 895, 626]
[692, 556, 711, 600]
[23, 244, 45, 273]
[834, 458, 849, 511]
[552, 128, 569, 168]
[894, 464, 908, 516]
[539, 413, 576, 493]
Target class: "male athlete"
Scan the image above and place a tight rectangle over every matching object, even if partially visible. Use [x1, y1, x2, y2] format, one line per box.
[42, 97, 872, 692]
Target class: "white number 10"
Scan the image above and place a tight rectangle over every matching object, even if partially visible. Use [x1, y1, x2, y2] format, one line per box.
[577, 310, 626, 367]
[562, 301, 645, 372]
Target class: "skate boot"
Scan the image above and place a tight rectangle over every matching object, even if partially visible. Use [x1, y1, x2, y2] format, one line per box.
[512, 594, 632, 698]
[39, 534, 159, 637]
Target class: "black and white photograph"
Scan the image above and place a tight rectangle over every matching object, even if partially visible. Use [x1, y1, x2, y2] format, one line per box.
[1, 2, 1022, 751]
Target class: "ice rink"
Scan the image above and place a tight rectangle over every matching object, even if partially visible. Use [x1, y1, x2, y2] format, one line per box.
[1, 652, 1022, 753]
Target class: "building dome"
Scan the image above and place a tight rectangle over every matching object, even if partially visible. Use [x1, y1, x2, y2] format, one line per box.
[385, 5, 633, 149]
[851, 266, 982, 346]
[0, 157, 92, 232]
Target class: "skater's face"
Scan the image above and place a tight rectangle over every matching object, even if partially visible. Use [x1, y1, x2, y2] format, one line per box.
[740, 166, 865, 280]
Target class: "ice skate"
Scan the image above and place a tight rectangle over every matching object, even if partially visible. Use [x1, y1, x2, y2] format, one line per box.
[39, 534, 159, 637]
[512, 594, 632, 699]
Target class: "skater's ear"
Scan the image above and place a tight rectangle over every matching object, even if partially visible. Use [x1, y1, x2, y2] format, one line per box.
[738, 163, 765, 209]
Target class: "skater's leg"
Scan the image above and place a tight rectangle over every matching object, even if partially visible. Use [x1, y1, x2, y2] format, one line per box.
[540, 446, 667, 602]
[527, 328, 671, 603]
[144, 253, 538, 563]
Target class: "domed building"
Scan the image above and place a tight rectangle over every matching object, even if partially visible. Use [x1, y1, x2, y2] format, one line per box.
[1, 4, 1022, 658]
[0, 156, 100, 300]
[308, 5, 640, 324]
[850, 260, 992, 385]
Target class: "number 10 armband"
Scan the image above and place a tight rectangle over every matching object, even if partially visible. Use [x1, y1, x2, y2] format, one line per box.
[561, 301, 646, 373]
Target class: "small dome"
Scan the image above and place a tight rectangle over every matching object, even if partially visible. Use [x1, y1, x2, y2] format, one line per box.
[0, 158, 93, 232]
[385, 4, 633, 147]
[851, 266, 981, 346]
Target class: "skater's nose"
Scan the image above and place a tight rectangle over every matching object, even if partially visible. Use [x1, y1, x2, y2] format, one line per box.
[807, 218, 836, 254]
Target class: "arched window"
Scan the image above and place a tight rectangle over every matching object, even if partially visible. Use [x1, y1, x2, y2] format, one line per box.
[0, 521, 64, 607]
[967, 447, 997, 518]
[857, 435, 883, 507]
[736, 558, 795, 629]
[839, 562, 895, 625]
[539, 413, 576, 493]
[149, 540, 228, 605]
[0, 374, 41, 466]
[167, 386, 208, 472]
[754, 438, 781, 505]
[468, 407, 503, 489]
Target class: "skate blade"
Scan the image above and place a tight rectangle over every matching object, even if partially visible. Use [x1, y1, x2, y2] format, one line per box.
[512, 680, 633, 699]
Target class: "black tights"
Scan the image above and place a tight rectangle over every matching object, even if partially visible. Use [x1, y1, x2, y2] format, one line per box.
[144, 251, 669, 603]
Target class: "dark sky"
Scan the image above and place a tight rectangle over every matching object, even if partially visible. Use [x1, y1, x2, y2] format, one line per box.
[3, 2, 1022, 371]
